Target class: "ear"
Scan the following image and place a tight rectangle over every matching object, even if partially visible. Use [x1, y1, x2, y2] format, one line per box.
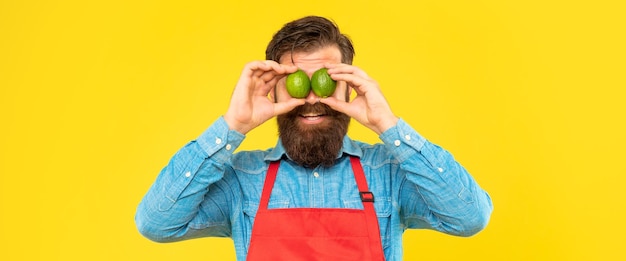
[269, 87, 277, 102]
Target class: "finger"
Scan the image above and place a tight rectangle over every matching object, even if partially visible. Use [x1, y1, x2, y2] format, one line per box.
[280, 63, 299, 74]
[330, 73, 373, 95]
[254, 70, 295, 97]
[248, 61, 272, 78]
[263, 60, 298, 75]
[319, 97, 352, 115]
[260, 71, 278, 82]
[326, 63, 370, 79]
[259, 62, 298, 82]
[249, 60, 285, 79]
[273, 99, 306, 115]
[259, 67, 285, 82]
[258, 76, 282, 95]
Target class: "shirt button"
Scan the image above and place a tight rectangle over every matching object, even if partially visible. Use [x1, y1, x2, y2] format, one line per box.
[215, 138, 222, 144]
[313, 172, 319, 178]
[225, 144, 232, 150]
[184, 171, 191, 178]
[437, 167, 444, 173]
[394, 140, 401, 146]
[405, 134, 411, 141]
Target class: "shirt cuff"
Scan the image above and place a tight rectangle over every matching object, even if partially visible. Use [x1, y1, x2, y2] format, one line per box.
[379, 118, 428, 162]
[196, 116, 245, 164]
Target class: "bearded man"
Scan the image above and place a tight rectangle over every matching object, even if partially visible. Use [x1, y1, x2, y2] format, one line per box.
[136, 16, 493, 261]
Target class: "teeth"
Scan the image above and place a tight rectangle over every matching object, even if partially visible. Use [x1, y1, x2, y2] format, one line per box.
[302, 113, 321, 117]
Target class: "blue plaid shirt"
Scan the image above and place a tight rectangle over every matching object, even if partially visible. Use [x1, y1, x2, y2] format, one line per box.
[136, 117, 493, 260]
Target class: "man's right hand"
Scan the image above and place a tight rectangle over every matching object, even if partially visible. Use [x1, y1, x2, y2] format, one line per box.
[223, 61, 305, 134]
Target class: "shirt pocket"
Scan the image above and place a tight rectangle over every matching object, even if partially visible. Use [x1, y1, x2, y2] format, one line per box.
[343, 197, 392, 250]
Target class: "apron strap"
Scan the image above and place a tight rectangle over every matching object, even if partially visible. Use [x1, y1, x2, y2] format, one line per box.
[350, 156, 385, 259]
[259, 161, 280, 210]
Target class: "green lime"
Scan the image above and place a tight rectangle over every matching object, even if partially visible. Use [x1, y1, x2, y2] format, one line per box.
[285, 69, 311, 98]
[311, 68, 336, 98]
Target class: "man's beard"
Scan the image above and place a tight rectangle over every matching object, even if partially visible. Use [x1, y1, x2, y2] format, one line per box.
[277, 102, 350, 168]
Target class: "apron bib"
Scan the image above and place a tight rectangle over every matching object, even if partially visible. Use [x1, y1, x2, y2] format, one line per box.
[246, 156, 385, 261]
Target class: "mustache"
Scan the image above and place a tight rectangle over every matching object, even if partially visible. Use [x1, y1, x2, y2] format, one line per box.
[287, 102, 338, 116]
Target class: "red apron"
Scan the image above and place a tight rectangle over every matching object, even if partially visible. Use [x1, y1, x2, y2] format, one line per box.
[246, 156, 385, 261]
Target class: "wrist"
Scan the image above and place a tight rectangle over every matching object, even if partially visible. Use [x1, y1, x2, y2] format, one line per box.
[223, 113, 251, 135]
[375, 116, 399, 135]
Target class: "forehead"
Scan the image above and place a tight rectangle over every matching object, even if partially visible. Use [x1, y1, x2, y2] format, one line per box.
[278, 46, 342, 69]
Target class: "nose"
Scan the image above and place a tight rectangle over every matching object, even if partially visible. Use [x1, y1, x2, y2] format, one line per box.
[304, 89, 320, 104]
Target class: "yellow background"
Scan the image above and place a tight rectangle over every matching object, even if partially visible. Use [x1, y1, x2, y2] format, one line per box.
[1, 0, 625, 260]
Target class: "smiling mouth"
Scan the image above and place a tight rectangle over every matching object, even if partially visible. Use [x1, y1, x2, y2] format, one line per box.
[299, 112, 326, 122]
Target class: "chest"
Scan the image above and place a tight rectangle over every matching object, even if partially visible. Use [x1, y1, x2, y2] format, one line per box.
[236, 158, 395, 214]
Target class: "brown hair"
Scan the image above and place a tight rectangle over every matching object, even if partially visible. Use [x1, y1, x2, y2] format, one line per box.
[265, 16, 355, 64]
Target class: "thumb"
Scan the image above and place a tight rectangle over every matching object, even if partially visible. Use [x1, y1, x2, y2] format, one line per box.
[320, 97, 352, 115]
[274, 99, 306, 115]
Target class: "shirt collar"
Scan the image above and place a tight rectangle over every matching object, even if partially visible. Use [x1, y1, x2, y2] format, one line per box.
[264, 135, 363, 162]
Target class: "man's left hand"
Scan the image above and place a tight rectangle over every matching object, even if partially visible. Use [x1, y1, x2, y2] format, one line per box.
[321, 63, 399, 135]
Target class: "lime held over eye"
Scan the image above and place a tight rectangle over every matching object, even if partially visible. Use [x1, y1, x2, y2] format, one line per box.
[311, 68, 336, 98]
[285, 70, 311, 98]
